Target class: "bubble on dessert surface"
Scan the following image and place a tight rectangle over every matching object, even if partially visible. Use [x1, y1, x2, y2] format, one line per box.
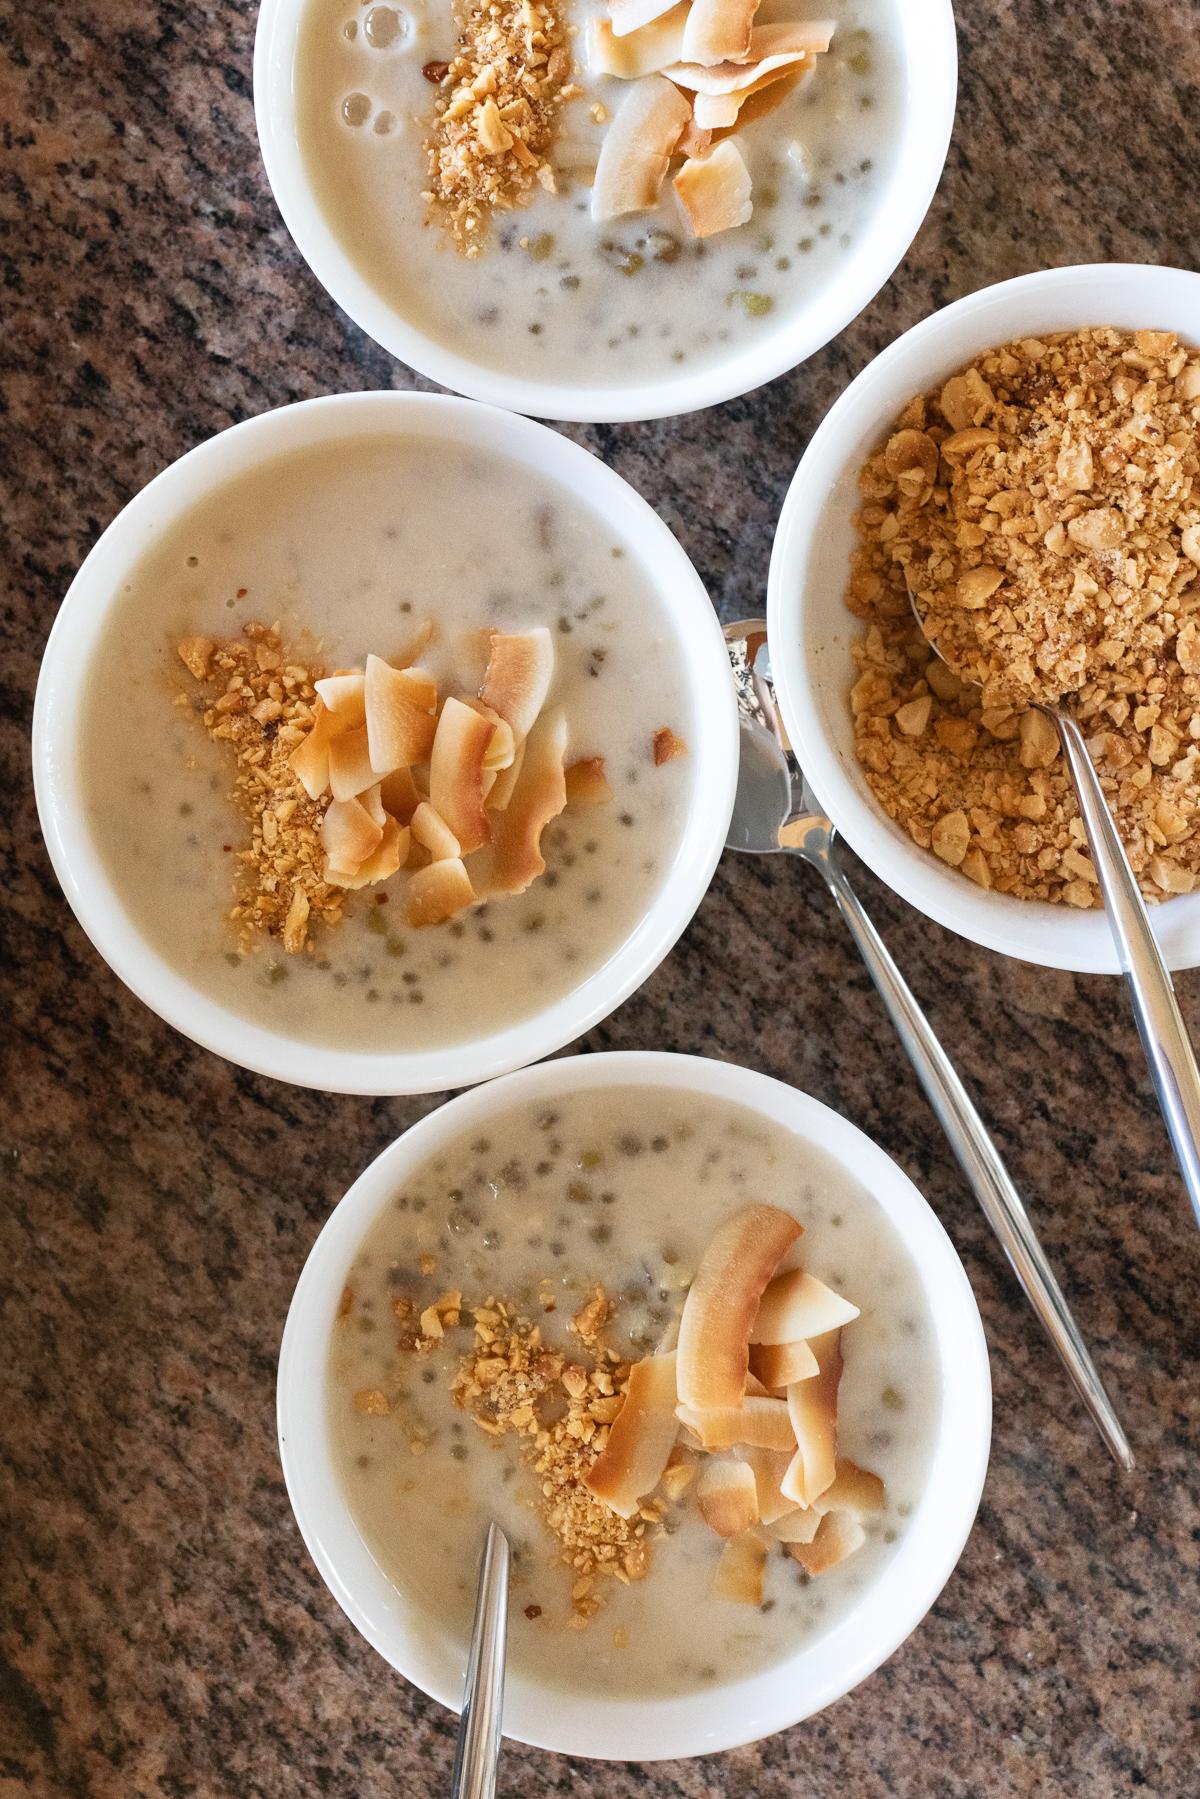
[342, 91, 372, 127]
[364, 4, 405, 47]
[343, 17, 358, 37]
[373, 109, 396, 135]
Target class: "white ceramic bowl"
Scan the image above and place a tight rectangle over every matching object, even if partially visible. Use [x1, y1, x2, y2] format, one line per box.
[252, 0, 958, 423]
[768, 261, 1200, 973]
[277, 1050, 991, 1760]
[32, 392, 736, 1094]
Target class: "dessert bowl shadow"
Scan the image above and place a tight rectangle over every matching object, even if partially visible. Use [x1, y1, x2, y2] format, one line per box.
[767, 261, 1200, 974]
[277, 1050, 992, 1760]
[32, 391, 737, 1094]
[252, 0, 958, 423]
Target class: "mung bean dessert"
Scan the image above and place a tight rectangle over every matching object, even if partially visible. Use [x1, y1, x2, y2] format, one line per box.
[79, 434, 694, 1050]
[294, 0, 901, 386]
[331, 1086, 939, 1698]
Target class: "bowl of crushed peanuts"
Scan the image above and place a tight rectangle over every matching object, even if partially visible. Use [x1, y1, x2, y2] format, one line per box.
[768, 261, 1200, 973]
[32, 391, 736, 1092]
[253, 0, 957, 421]
[278, 1050, 990, 1757]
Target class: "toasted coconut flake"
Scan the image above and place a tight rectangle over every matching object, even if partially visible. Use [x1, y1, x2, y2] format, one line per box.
[711, 1531, 767, 1605]
[321, 795, 383, 873]
[591, 76, 692, 222]
[405, 856, 476, 928]
[692, 91, 741, 131]
[485, 737, 525, 812]
[676, 1204, 802, 1411]
[676, 117, 714, 159]
[749, 1339, 819, 1391]
[681, 0, 760, 66]
[781, 1328, 842, 1507]
[660, 1458, 697, 1503]
[289, 700, 339, 800]
[584, 1351, 678, 1519]
[712, 64, 804, 138]
[751, 1269, 860, 1344]
[652, 726, 689, 765]
[328, 726, 380, 801]
[479, 628, 555, 742]
[363, 654, 438, 773]
[410, 801, 462, 862]
[564, 756, 612, 807]
[587, 4, 689, 76]
[327, 818, 409, 889]
[769, 1505, 821, 1544]
[665, 20, 833, 91]
[675, 1397, 795, 1452]
[610, 0, 686, 36]
[787, 1510, 866, 1576]
[812, 1457, 886, 1519]
[696, 1457, 760, 1537]
[379, 765, 423, 824]
[738, 1446, 801, 1524]
[392, 620, 435, 667]
[743, 1370, 772, 1398]
[360, 782, 386, 830]
[429, 696, 496, 855]
[314, 670, 366, 725]
[486, 709, 568, 895]
[673, 140, 753, 238]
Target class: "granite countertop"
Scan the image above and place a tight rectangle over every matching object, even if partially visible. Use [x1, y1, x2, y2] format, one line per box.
[4, 1, 1200, 1793]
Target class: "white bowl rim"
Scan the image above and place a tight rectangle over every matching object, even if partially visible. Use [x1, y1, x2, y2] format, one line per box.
[277, 1049, 992, 1761]
[32, 391, 737, 1094]
[251, 0, 959, 424]
[767, 260, 1200, 974]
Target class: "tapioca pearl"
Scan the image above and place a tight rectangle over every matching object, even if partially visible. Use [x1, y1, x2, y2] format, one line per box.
[343, 16, 358, 37]
[373, 110, 396, 136]
[342, 92, 372, 126]
[364, 3, 406, 46]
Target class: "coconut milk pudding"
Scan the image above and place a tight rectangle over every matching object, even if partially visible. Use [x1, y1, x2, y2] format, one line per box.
[330, 1087, 940, 1699]
[79, 435, 694, 1051]
[293, 0, 902, 386]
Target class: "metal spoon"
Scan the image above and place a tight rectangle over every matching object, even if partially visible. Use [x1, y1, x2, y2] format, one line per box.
[451, 1522, 510, 1799]
[725, 618, 1133, 1470]
[909, 594, 1200, 1233]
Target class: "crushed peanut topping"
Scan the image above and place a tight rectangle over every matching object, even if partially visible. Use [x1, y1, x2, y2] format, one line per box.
[423, 0, 580, 256]
[847, 327, 1200, 905]
[448, 1292, 662, 1618]
[177, 624, 343, 950]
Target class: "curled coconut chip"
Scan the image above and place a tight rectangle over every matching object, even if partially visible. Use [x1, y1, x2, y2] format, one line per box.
[321, 794, 383, 872]
[429, 696, 496, 855]
[410, 800, 462, 862]
[751, 1268, 860, 1344]
[592, 75, 692, 222]
[289, 700, 340, 801]
[609, 0, 686, 35]
[676, 1203, 802, 1410]
[486, 737, 525, 813]
[405, 856, 476, 928]
[787, 1509, 866, 1576]
[696, 1457, 759, 1537]
[584, 1351, 678, 1519]
[329, 817, 409, 890]
[711, 1530, 767, 1605]
[781, 1327, 843, 1507]
[736, 1445, 797, 1524]
[698, 63, 805, 134]
[812, 1457, 886, 1519]
[380, 765, 422, 824]
[680, 0, 761, 67]
[364, 655, 438, 773]
[676, 1396, 796, 1452]
[664, 20, 834, 91]
[587, 5, 689, 78]
[314, 670, 366, 726]
[564, 757, 612, 807]
[768, 1505, 821, 1545]
[749, 1338, 819, 1391]
[673, 139, 753, 238]
[328, 726, 378, 802]
[486, 710, 569, 895]
[479, 627, 555, 743]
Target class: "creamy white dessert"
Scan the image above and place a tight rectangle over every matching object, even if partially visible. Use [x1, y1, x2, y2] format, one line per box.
[80, 434, 693, 1050]
[330, 1085, 940, 1698]
[294, 0, 901, 386]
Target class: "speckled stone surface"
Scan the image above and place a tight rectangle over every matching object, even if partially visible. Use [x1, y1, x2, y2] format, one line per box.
[4, 1, 1200, 1793]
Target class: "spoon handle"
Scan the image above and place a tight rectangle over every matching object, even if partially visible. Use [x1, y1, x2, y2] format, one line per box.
[816, 849, 1134, 1470]
[451, 1522, 510, 1799]
[1055, 711, 1200, 1232]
